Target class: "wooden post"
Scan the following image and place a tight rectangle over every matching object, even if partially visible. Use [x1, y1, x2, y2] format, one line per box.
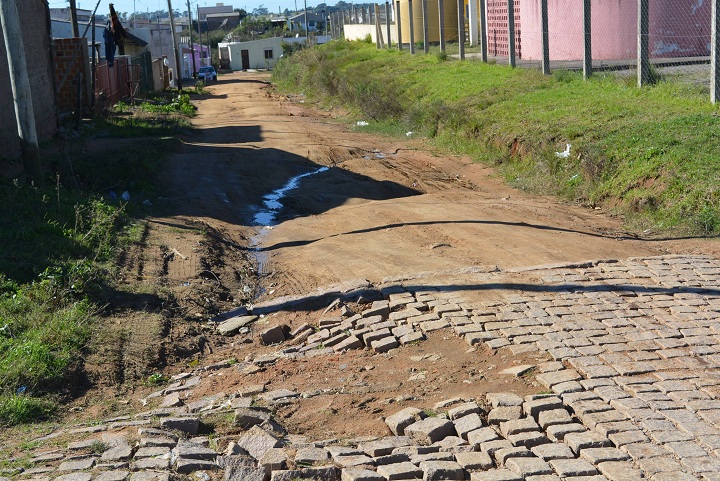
[187, 0, 196, 78]
[409, 0, 416, 54]
[469, 0, 478, 46]
[637, 0, 650, 87]
[457, 0, 465, 59]
[69, 0, 80, 37]
[167, 0, 182, 91]
[438, 0, 446, 51]
[583, 0, 592, 79]
[385, 1, 392, 48]
[422, 0, 429, 53]
[91, 14, 96, 109]
[541, 0, 549, 74]
[396, 0, 403, 50]
[713, 0, 720, 103]
[507, 0, 515, 67]
[0, 0, 43, 185]
[480, 0, 487, 62]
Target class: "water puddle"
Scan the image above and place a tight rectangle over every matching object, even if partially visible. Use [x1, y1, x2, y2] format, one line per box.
[249, 166, 329, 276]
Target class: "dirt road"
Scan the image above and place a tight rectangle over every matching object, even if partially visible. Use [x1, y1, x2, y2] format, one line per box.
[97, 69, 718, 436]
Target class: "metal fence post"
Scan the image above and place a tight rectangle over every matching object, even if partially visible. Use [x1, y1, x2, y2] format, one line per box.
[458, 0, 465, 59]
[714, 0, 720, 103]
[541, 0, 549, 74]
[439, 0, 446, 52]
[637, 0, 649, 87]
[386, 1, 392, 48]
[480, 0, 487, 62]
[396, 0, 403, 50]
[409, 0, 416, 54]
[583, 0, 592, 79]
[507, 0, 515, 67]
[422, 0, 429, 53]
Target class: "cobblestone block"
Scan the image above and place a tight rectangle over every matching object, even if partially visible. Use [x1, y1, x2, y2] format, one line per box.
[530, 443, 575, 460]
[448, 402, 481, 420]
[564, 432, 612, 454]
[500, 417, 540, 437]
[524, 397, 564, 419]
[597, 461, 644, 481]
[335, 455, 375, 467]
[467, 427, 500, 446]
[400, 331, 425, 345]
[488, 406, 523, 425]
[296, 447, 329, 464]
[386, 407, 427, 436]
[505, 457, 553, 476]
[487, 393, 524, 408]
[376, 462, 423, 480]
[341, 469, 385, 481]
[454, 413, 484, 440]
[363, 328, 392, 345]
[419, 460, 465, 480]
[549, 458, 599, 477]
[410, 452, 455, 464]
[374, 453, 410, 465]
[237, 425, 282, 460]
[537, 409, 573, 429]
[359, 437, 413, 457]
[334, 335, 364, 352]
[454, 451, 494, 471]
[579, 447, 630, 464]
[405, 418, 457, 445]
[58, 457, 97, 471]
[494, 446, 532, 465]
[469, 469, 523, 481]
[371, 336, 399, 353]
[507, 431, 549, 448]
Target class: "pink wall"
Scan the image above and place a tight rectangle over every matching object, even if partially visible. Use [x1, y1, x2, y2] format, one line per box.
[517, 0, 710, 61]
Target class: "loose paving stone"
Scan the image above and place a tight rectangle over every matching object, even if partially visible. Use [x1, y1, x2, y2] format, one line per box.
[488, 406, 523, 425]
[546, 423, 587, 442]
[505, 457, 553, 476]
[371, 336, 399, 353]
[233, 408, 271, 428]
[549, 458, 599, 477]
[454, 451, 494, 470]
[405, 417, 457, 445]
[129, 472, 170, 481]
[296, 447, 330, 464]
[217, 316, 257, 335]
[160, 416, 200, 434]
[236, 425, 282, 460]
[580, 447, 631, 464]
[530, 443, 575, 460]
[419, 460, 464, 480]
[507, 431, 550, 448]
[95, 471, 131, 481]
[132, 457, 171, 469]
[448, 402, 481, 420]
[359, 437, 413, 457]
[500, 417, 540, 437]
[54, 474, 93, 481]
[494, 446, 532, 465]
[469, 469, 523, 481]
[596, 461, 644, 481]
[341, 469, 385, 481]
[99, 443, 133, 461]
[467, 427, 501, 446]
[454, 413, 484, 440]
[374, 453, 410, 465]
[386, 408, 427, 436]
[564, 432, 612, 454]
[259, 447, 289, 471]
[524, 397, 564, 419]
[486, 393, 524, 408]
[537, 409, 573, 429]
[225, 465, 266, 481]
[376, 461, 424, 480]
[57, 457, 96, 471]
[411, 452, 456, 464]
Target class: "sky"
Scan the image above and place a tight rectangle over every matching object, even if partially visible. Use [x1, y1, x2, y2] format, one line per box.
[47, 0, 313, 16]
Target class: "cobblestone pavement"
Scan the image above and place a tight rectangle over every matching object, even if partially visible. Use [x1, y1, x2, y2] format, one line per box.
[6, 255, 720, 481]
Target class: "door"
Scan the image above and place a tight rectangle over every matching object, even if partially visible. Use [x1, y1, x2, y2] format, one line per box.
[241, 50, 250, 70]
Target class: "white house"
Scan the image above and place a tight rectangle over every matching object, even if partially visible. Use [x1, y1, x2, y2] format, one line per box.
[219, 37, 284, 70]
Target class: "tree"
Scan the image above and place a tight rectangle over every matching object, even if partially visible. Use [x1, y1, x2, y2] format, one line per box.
[234, 8, 248, 20]
[251, 5, 269, 16]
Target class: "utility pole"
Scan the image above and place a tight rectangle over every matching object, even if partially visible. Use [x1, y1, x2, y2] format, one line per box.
[187, 0, 196, 78]
[0, 0, 44, 186]
[69, 0, 80, 37]
[167, 0, 183, 91]
[304, 0, 309, 45]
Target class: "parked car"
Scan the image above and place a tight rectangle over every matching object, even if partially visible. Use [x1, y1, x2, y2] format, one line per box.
[198, 66, 217, 82]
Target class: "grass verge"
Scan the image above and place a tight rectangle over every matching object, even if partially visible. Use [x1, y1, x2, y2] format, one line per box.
[0, 98, 186, 427]
[272, 41, 719, 235]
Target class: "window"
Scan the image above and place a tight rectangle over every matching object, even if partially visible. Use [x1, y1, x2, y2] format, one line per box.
[264, 48, 273, 59]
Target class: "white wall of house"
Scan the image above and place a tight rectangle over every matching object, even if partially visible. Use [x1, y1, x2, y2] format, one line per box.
[220, 37, 284, 70]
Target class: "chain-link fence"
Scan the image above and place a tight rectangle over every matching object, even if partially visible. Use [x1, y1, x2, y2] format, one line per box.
[333, 0, 720, 103]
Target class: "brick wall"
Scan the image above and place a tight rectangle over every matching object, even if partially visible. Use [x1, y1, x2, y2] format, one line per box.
[0, 0, 58, 159]
[486, 0, 522, 58]
[52, 37, 90, 113]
